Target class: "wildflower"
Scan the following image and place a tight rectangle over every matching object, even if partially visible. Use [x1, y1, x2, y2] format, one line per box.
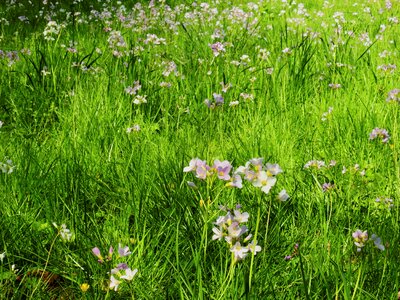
[210, 42, 226, 57]
[109, 275, 121, 291]
[282, 47, 292, 55]
[226, 222, 248, 240]
[322, 183, 334, 192]
[277, 189, 289, 201]
[92, 247, 104, 263]
[107, 246, 114, 260]
[212, 227, 224, 241]
[183, 158, 204, 173]
[328, 83, 341, 89]
[132, 95, 147, 105]
[321, 107, 333, 121]
[352, 229, 368, 251]
[53, 223, 73, 241]
[229, 101, 239, 107]
[0, 121, 3, 128]
[239, 93, 254, 101]
[265, 163, 283, 176]
[43, 20, 62, 41]
[226, 174, 243, 188]
[371, 234, 385, 251]
[59, 224, 73, 241]
[304, 160, 325, 169]
[124, 81, 141, 95]
[144, 33, 166, 45]
[378, 64, 396, 73]
[253, 171, 277, 194]
[80, 283, 90, 292]
[195, 161, 210, 180]
[118, 244, 132, 257]
[120, 268, 138, 280]
[386, 89, 400, 103]
[233, 210, 249, 223]
[284, 255, 292, 260]
[0, 252, 5, 263]
[369, 128, 390, 143]
[220, 82, 232, 93]
[0, 159, 14, 174]
[230, 242, 249, 261]
[212, 160, 232, 181]
[247, 240, 262, 255]
[162, 61, 179, 77]
[213, 93, 224, 105]
[328, 160, 336, 167]
[375, 197, 394, 208]
[126, 124, 140, 133]
[159, 81, 171, 88]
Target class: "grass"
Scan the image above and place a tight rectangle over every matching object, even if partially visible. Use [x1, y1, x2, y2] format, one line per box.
[0, 0, 399, 299]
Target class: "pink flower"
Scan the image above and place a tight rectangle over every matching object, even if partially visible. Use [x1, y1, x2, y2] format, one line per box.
[118, 244, 132, 257]
[213, 160, 232, 181]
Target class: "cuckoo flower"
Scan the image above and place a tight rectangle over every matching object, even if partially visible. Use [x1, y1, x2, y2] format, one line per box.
[253, 171, 277, 194]
[369, 128, 390, 143]
[213, 159, 232, 181]
[352, 230, 368, 251]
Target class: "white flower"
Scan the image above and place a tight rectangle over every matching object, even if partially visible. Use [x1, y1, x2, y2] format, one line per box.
[247, 240, 262, 255]
[277, 189, 289, 202]
[253, 171, 277, 194]
[109, 275, 121, 291]
[120, 268, 138, 281]
[0, 252, 5, 263]
[133, 95, 147, 105]
[233, 210, 249, 223]
[230, 242, 249, 261]
[60, 224, 73, 241]
[212, 227, 224, 241]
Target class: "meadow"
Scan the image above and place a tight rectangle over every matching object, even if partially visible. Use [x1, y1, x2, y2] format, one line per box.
[0, 0, 399, 298]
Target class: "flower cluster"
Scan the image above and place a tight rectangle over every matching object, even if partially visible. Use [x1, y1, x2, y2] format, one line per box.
[235, 158, 282, 194]
[124, 81, 141, 96]
[126, 124, 141, 133]
[352, 230, 368, 251]
[0, 50, 20, 67]
[43, 21, 63, 41]
[341, 164, 366, 176]
[184, 158, 241, 187]
[352, 230, 385, 252]
[92, 244, 137, 291]
[212, 205, 261, 262]
[0, 159, 14, 174]
[204, 93, 224, 109]
[321, 106, 333, 121]
[322, 182, 335, 192]
[184, 158, 284, 195]
[304, 159, 336, 170]
[210, 42, 226, 57]
[375, 197, 394, 209]
[386, 89, 400, 103]
[53, 223, 73, 242]
[369, 128, 390, 143]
